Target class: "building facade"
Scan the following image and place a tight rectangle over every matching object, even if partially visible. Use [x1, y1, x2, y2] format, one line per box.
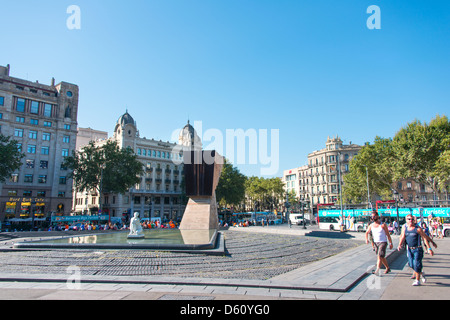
[72, 112, 200, 223]
[283, 136, 362, 211]
[0, 64, 79, 226]
[283, 136, 450, 210]
[75, 127, 108, 151]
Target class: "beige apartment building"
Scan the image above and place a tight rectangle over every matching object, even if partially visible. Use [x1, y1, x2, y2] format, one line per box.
[283, 136, 361, 211]
[0, 64, 79, 226]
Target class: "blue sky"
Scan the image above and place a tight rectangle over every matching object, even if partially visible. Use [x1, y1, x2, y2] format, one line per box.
[1, 0, 449, 177]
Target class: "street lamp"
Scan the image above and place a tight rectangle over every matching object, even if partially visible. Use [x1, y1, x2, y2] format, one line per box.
[363, 165, 372, 210]
[337, 152, 345, 232]
[299, 197, 307, 229]
[393, 189, 400, 229]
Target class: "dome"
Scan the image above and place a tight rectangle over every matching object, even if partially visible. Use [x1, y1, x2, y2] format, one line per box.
[179, 120, 202, 150]
[117, 110, 136, 127]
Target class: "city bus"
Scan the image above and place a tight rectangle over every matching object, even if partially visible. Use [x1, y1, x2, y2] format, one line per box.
[318, 206, 450, 236]
[317, 209, 373, 232]
[232, 212, 281, 225]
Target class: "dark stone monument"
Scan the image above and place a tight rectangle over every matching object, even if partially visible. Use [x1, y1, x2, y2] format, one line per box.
[179, 150, 223, 231]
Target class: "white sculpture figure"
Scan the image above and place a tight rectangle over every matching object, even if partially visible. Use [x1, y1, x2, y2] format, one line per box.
[128, 212, 144, 239]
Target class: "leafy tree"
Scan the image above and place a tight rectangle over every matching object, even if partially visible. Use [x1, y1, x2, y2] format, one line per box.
[0, 134, 24, 182]
[63, 140, 144, 195]
[434, 150, 450, 192]
[343, 137, 396, 204]
[215, 158, 246, 208]
[245, 176, 284, 211]
[392, 115, 450, 195]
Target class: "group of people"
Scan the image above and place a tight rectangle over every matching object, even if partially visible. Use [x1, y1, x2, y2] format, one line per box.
[365, 211, 438, 286]
[140, 219, 177, 229]
[50, 222, 120, 231]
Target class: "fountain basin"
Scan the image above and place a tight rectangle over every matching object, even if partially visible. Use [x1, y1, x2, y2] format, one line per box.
[13, 229, 225, 255]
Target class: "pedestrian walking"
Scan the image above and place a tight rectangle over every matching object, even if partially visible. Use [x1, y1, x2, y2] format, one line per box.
[393, 219, 399, 235]
[365, 211, 393, 275]
[437, 221, 444, 239]
[398, 214, 437, 286]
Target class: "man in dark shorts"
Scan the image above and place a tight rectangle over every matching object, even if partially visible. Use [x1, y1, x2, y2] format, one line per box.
[365, 211, 393, 275]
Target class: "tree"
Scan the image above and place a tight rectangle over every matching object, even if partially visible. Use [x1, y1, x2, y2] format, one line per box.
[0, 134, 24, 182]
[63, 140, 144, 195]
[392, 115, 450, 196]
[343, 137, 396, 204]
[434, 150, 450, 192]
[215, 159, 246, 209]
[245, 176, 284, 211]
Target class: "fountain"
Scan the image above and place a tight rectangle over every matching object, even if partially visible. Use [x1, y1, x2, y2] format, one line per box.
[14, 150, 225, 255]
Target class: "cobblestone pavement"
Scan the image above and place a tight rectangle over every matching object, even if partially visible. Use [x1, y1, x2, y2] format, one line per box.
[0, 229, 362, 280]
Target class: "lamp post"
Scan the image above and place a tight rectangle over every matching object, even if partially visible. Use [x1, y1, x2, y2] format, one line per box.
[363, 165, 372, 210]
[285, 192, 291, 225]
[393, 189, 400, 228]
[300, 197, 307, 229]
[337, 152, 345, 232]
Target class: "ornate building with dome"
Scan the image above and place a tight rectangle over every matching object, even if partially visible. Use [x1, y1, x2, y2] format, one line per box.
[72, 111, 201, 223]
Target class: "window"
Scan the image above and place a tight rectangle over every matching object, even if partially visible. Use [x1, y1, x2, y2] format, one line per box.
[16, 116, 25, 123]
[10, 174, 19, 183]
[64, 124, 71, 130]
[62, 149, 69, 157]
[59, 176, 67, 184]
[37, 191, 46, 197]
[23, 190, 32, 197]
[26, 160, 35, 169]
[30, 119, 38, 125]
[43, 121, 52, 127]
[27, 145, 36, 154]
[58, 192, 66, 198]
[41, 146, 49, 155]
[29, 130, 37, 139]
[38, 175, 47, 184]
[24, 174, 33, 183]
[30, 101, 39, 114]
[40, 161, 48, 169]
[43, 104, 52, 117]
[63, 135, 70, 143]
[16, 98, 25, 112]
[0, 96, 4, 105]
[14, 128, 24, 137]
[42, 132, 51, 141]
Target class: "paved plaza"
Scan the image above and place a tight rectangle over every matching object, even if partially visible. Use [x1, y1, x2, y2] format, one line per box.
[0, 225, 449, 301]
[0, 227, 360, 280]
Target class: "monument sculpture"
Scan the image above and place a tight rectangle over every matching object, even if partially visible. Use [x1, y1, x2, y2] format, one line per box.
[179, 150, 223, 231]
[128, 212, 145, 239]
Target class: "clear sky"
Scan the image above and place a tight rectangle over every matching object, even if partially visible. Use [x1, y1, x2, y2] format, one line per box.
[1, 0, 449, 177]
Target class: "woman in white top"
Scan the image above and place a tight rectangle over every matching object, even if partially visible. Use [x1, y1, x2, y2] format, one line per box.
[365, 211, 393, 275]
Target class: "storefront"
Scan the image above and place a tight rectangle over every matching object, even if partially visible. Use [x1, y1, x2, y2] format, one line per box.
[1, 197, 50, 230]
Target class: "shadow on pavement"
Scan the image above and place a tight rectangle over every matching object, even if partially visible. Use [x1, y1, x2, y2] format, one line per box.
[304, 230, 356, 239]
